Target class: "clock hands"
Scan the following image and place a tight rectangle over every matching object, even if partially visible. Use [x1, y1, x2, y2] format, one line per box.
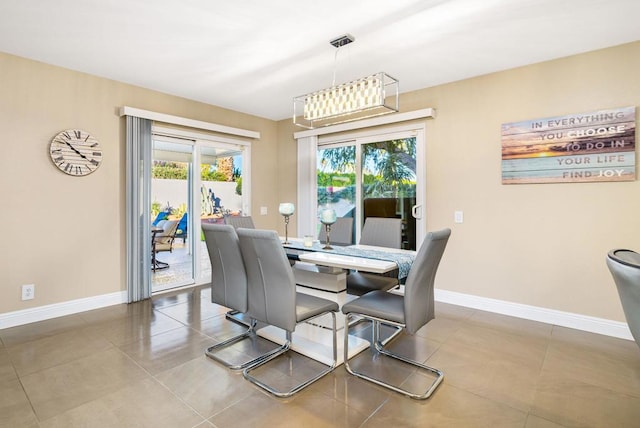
[64, 141, 89, 160]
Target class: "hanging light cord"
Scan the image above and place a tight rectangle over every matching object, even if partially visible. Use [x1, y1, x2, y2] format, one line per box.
[332, 46, 341, 86]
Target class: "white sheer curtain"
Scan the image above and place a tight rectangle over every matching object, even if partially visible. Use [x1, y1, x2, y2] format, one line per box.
[126, 116, 152, 302]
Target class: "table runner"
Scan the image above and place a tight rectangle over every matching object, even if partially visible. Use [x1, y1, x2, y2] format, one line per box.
[283, 241, 415, 280]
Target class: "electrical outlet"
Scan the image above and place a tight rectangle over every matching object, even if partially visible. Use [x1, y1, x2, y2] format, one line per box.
[454, 210, 464, 224]
[21, 284, 35, 300]
[260, 206, 268, 215]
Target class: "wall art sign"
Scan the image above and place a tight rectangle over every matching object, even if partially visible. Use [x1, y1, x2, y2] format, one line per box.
[501, 106, 635, 184]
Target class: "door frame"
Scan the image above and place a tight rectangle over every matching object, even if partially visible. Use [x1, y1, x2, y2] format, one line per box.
[150, 125, 252, 291]
[123, 107, 259, 302]
[297, 122, 427, 247]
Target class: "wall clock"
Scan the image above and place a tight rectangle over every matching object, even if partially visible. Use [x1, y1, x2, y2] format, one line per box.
[49, 129, 102, 176]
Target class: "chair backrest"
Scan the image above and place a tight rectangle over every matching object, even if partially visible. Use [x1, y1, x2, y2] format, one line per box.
[318, 217, 354, 246]
[403, 228, 451, 334]
[237, 228, 297, 331]
[359, 217, 402, 249]
[225, 215, 255, 229]
[156, 220, 179, 243]
[202, 224, 248, 313]
[177, 213, 188, 232]
[607, 249, 640, 348]
[152, 211, 170, 226]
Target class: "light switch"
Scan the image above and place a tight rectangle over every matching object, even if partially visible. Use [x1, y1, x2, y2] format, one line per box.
[454, 210, 464, 224]
[260, 206, 268, 215]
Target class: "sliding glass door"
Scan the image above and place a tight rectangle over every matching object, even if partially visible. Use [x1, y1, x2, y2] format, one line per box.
[317, 144, 356, 240]
[361, 138, 417, 250]
[151, 137, 194, 293]
[199, 145, 247, 281]
[317, 133, 421, 250]
[150, 130, 250, 294]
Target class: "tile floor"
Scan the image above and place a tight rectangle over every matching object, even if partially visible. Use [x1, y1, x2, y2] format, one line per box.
[1, 285, 639, 427]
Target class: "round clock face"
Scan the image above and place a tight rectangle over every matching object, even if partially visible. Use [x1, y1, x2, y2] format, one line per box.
[50, 129, 102, 176]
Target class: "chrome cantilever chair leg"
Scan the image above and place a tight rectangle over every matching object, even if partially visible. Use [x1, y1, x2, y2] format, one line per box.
[348, 315, 403, 344]
[205, 318, 286, 371]
[225, 309, 252, 327]
[243, 311, 337, 398]
[344, 313, 444, 400]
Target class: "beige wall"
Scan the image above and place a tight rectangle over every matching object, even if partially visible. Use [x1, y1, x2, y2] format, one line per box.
[2, 41, 638, 325]
[0, 52, 281, 315]
[277, 41, 640, 323]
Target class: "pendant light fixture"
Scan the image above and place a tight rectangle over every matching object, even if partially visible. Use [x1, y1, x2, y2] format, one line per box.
[293, 34, 399, 129]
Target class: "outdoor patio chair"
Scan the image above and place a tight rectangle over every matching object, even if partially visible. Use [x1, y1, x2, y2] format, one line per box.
[152, 210, 170, 226]
[175, 213, 188, 243]
[153, 220, 179, 253]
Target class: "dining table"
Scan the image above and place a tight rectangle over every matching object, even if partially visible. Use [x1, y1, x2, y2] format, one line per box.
[255, 237, 417, 365]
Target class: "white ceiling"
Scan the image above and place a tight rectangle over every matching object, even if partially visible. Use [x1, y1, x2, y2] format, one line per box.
[1, 0, 639, 121]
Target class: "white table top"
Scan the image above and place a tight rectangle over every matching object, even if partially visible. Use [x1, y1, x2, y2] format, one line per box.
[347, 244, 416, 256]
[298, 251, 398, 273]
[283, 237, 416, 275]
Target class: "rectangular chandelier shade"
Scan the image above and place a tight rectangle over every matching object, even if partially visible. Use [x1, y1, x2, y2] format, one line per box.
[293, 72, 399, 129]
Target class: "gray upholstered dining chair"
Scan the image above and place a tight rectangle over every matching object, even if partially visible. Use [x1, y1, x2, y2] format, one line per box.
[347, 216, 403, 296]
[225, 215, 255, 229]
[202, 224, 282, 369]
[237, 228, 339, 397]
[606, 249, 640, 349]
[342, 228, 451, 399]
[318, 217, 354, 246]
[359, 217, 402, 248]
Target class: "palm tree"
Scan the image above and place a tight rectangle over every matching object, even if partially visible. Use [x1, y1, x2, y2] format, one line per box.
[319, 138, 416, 198]
[363, 139, 415, 198]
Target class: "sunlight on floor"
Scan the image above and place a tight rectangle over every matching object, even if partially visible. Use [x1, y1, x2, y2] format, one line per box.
[152, 241, 211, 292]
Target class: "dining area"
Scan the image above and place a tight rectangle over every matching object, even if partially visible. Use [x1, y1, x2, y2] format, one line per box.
[5, 205, 639, 427]
[5, 255, 639, 427]
[200, 201, 452, 400]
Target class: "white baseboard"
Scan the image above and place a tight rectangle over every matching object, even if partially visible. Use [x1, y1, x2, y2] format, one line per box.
[435, 289, 633, 341]
[0, 291, 127, 330]
[0, 288, 633, 342]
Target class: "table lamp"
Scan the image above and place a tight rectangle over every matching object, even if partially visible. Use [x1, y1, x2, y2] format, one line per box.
[320, 208, 337, 249]
[279, 202, 295, 244]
